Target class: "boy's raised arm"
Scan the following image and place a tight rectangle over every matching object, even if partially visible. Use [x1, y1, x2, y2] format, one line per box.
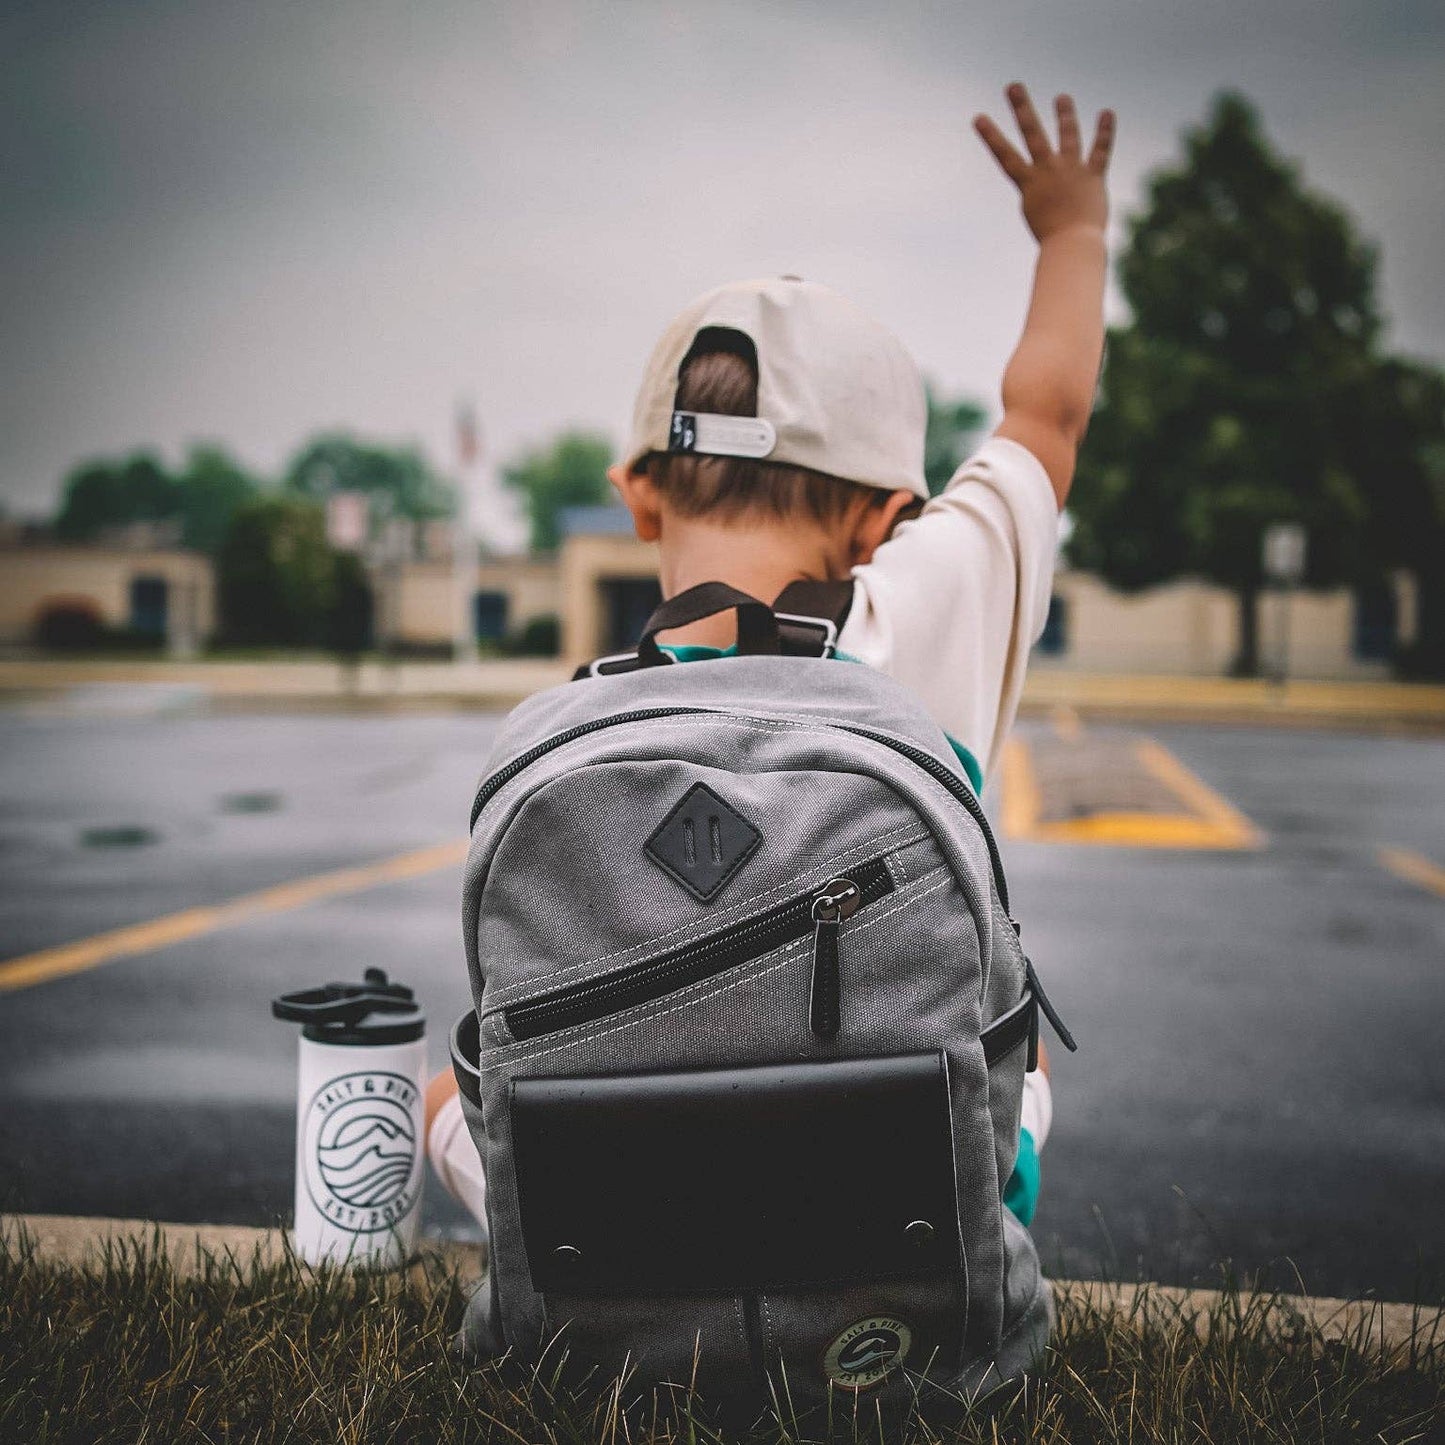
[974, 84, 1115, 508]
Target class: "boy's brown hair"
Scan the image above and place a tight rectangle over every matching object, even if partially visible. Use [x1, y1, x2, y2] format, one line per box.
[645, 337, 914, 527]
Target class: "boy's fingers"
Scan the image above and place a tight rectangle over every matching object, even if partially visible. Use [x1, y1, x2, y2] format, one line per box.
[1087, 108, 1117, 172]
[973, 113, 1028, 184]
[1055, 94, 1081, 159]
[1006, 82, 1052, 161]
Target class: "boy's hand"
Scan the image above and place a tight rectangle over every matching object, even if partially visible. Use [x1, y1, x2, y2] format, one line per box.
[974, 82, 1115, 506]
[974, 83, 1114, 242]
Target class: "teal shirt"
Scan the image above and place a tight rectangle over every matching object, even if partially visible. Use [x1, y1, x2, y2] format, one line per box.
[659, 642, 1039, 1226]
[659, 643, 984, 791]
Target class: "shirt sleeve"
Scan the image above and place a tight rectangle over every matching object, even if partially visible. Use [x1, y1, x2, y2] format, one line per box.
[836, 436, 1059, 783]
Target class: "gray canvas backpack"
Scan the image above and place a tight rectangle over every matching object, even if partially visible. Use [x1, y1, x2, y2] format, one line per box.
[449, 581, 1075, 1416]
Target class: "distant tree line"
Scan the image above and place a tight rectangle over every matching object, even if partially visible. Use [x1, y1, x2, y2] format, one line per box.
[56, 446, 260, 556]
[51, 433, 453, 651]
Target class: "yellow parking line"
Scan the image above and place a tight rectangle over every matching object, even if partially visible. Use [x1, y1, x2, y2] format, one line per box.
[1000, 738, 1043, 838]
[1024, 811, 1258, 849]
[1132, 739, 1262, 850]
[1379, 846, 1445, 899]
[1050, 704, 1084, 742]
[0, 838, 470, 994]
[1001, 734, 1260, 850]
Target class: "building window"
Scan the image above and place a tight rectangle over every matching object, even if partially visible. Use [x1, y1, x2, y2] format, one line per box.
[129, 576, 168, 638]
[473, 591, 509, 642]
[1353, 580, 1396, 661]
[601, 577, 663, 653]
[1036, 594, 1068, 656]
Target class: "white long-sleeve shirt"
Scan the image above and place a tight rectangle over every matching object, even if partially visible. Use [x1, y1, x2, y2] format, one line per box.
[837, 436, 1060, 784]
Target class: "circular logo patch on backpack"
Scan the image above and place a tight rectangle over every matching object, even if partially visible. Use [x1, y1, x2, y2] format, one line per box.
[821, 1316, 913, 1391]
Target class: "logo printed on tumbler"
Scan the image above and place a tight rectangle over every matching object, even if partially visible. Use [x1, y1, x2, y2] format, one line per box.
[302, 1070, 422, 1235]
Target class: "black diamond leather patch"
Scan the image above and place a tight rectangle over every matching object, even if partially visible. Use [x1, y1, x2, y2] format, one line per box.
[644, 782, 763, 902]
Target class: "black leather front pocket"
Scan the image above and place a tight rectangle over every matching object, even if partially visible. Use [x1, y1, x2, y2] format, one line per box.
[511, 1050, 959, 1297]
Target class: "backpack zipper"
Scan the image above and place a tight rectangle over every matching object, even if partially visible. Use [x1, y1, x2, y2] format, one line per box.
[808, 876, 861, 1041]
[503, 857, 895, 1042]
[470, 707, 1009, 913]
[834, 721, 1009, 915]
[470, 706, 715, 830]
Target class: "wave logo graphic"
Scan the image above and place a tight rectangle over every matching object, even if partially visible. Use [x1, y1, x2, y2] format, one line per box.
[317, 1103, 416, 1209]
[822, 1316, 912, 1391]
[302, 1071, 422, 1234]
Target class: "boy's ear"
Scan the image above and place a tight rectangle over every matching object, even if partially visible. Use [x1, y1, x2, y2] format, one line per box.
[848, 489, 922, 566]
[609, 462, 663, 544]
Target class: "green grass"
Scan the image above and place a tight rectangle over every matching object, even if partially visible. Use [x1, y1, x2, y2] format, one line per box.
[2, 1228, 1441, 1445]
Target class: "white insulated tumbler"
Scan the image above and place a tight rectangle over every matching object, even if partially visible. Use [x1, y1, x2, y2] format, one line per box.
[272, 968, 426, 1268]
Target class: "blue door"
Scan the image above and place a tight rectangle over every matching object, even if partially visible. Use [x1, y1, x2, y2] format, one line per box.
[473, 591, 509, 642]
[603, 578, 663, 652]
[129, 576, 168, 638]
[1352, 581, 1396, 661]
[1035, 594, 1068, 655]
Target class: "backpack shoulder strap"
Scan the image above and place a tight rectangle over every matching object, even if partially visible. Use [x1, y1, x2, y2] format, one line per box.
[772, 578, 855, 653]
[571, 578, 855, 680]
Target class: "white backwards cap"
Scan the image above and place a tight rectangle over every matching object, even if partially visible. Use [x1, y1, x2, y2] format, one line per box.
[624, 276, 929, 500]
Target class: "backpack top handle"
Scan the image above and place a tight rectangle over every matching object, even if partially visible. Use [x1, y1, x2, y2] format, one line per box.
[572, 578, 855, 680]
[636, 581, 781, 666]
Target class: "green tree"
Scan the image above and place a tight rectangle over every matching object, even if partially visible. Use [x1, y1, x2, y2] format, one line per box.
[924, 386, 987, 496]
[502, 431, 613, 552]
[52, 446, 262, 556]
[325, 551, 374, 659]
[216, 497, 337, 647]
[174, 445, 262, 554]
[284, 433, 453, 530]
[1351, 359, 1445, 677]
[54, 453, 178, 541]
[1069, 93, 1385, 674]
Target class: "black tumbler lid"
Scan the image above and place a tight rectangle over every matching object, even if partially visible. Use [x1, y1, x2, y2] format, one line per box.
[272, 968, 425, 1045]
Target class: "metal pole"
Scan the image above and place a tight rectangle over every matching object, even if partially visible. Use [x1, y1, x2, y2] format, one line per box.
[1279, 579, 1294, 691]
[453, 402, 481, 663]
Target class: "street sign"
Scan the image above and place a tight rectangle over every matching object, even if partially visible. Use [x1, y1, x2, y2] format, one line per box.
[325, 491, 369, 552]
[1263, 524, 1306, 585]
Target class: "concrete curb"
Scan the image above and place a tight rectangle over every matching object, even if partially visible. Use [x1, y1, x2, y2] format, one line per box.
[7, 1213, 1438, 1353]
[4, 1212, 489, 1287]
[1, 660, 1442, 730]
[1020, 672, 1445, 733]
[0, 658, 570, 713]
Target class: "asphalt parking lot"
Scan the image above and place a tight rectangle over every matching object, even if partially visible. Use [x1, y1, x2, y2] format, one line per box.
[1, 701, 1441, 1301]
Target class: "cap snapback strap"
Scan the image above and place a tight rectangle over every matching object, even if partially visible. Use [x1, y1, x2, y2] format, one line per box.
[669, 411, 777, 459]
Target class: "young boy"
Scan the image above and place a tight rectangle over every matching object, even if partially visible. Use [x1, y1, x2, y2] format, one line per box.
[427, 81, 1113, 1244]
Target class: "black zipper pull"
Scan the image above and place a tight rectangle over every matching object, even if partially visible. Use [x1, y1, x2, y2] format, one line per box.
[1025, 957, 1077, 1053]
[810, 877, 861, 1040]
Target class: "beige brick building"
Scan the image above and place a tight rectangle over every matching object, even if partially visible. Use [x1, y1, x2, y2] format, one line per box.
[368, 554, 565, 651]
[0, 514, 1414, 681]
[538, 517, 1412, 680]
[1037, 568, 1413, 680]
[0, 542, 214, 653]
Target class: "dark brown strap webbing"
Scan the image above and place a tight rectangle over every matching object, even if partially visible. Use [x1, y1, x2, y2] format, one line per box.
[771, 578, 855, 642]
[572, 578, 856, 679]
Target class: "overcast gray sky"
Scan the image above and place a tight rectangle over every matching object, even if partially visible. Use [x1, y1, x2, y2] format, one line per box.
[2, 0, 1442, 522]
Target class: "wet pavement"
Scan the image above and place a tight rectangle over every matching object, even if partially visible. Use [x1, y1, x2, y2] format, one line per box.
[0, 707, 1441, 1300]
